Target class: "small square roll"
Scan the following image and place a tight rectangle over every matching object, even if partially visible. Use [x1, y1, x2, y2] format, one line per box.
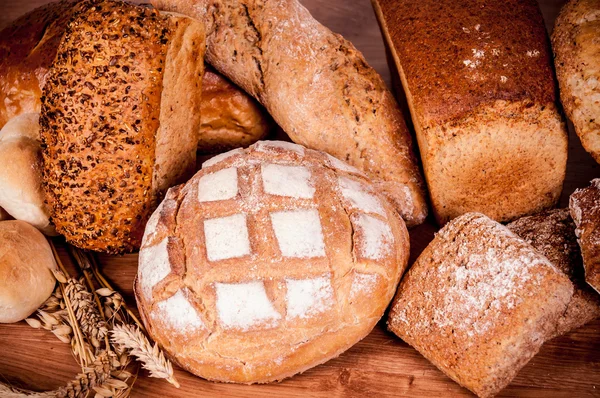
[388, 213, 573, 398]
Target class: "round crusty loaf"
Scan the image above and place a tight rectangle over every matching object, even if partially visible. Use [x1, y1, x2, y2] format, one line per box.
[553, 0, 600, 163]
[0, 220, 57, 323]
[0, 0, 78, 129]
[0, 113, 55, 235]
[40, 0, 205, 253]
[199, 65, 273, 153]
[135, 140, 410, 383]
[152, 0, 428, 227]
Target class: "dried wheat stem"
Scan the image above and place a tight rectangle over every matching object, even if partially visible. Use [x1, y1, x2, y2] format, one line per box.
[111, 324, 179, 388]
[87, 253, 146, 334]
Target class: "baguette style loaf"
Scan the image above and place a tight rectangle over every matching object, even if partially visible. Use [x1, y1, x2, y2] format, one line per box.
[553, 0, 600, 163]
[372, 0, 568, 225]
[151, 0, 428, 227]
[40, 0, 205, 253]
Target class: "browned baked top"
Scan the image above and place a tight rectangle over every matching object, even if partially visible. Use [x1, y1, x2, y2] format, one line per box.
[40, 0, 172, 253]
[374, 0, 556, 126]
[0, 0, 78, 128]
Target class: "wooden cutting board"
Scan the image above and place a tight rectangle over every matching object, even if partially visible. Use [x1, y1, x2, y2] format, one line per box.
[1, 0, 599, 396]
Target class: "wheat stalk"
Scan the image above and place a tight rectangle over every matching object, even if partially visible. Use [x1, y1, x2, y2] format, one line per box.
[3, 242, 177, 396]
[110, 324, 180, 388]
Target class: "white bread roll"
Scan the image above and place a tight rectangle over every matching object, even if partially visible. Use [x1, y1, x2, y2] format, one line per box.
[0, 220, 57, 323]
[0, 113, 55, 235]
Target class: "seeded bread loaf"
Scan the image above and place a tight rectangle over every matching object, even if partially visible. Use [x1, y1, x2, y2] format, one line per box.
[570, 179, 600, 294]
[388, 213, 573, 398]
[40, 0, 205, 253]
[372, 0, 568, 225]
[135, 141, 410, 383]
[553, 0, 600, 163]
[508, 209, 600, 336]
[151, 0, 428, 227]
[199, 65, 272, 153]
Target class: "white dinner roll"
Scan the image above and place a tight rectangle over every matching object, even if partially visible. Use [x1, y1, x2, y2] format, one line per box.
[0, 113, 55, 235]
[0, 220, 57, 323]
[135, 141, 411, 383]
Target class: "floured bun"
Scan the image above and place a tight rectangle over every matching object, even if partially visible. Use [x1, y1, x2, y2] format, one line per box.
[135, 141, 410, 383]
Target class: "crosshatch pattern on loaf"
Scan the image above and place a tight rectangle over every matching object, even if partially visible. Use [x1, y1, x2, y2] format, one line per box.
[135, 141, 408, 372]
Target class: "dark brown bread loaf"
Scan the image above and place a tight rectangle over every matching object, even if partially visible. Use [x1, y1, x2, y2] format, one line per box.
[508, 209, 600, 336]
[151, 0, 428, 227]
[388, 213, 573, 398]
[570, 179, 600, 294]
[40, 0, 205, 253]
[372, 0, 568, 225]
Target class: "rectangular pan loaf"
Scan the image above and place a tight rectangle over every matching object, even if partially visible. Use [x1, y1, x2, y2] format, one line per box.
[372, 0, 568, 225]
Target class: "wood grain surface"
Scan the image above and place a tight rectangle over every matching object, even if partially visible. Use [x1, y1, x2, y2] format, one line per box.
[1, 0, 599, 397]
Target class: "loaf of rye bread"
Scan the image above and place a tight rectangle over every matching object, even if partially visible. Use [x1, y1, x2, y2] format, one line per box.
[151, 0, 428, 227]
[388, 213, 573, 398]
[553, 0, 600, 163]
[372, 0, 568, 225]
[570, 179, 600, 294]
[508, 209, 600, 336]
[40, 0, 205, 253]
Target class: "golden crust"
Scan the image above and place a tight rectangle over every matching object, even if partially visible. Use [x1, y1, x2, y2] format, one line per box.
[135, 142, 410, 383]
[372, 0, 556, 126]
[199, 66, 272, 154]
[388, 213, 573, 398]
